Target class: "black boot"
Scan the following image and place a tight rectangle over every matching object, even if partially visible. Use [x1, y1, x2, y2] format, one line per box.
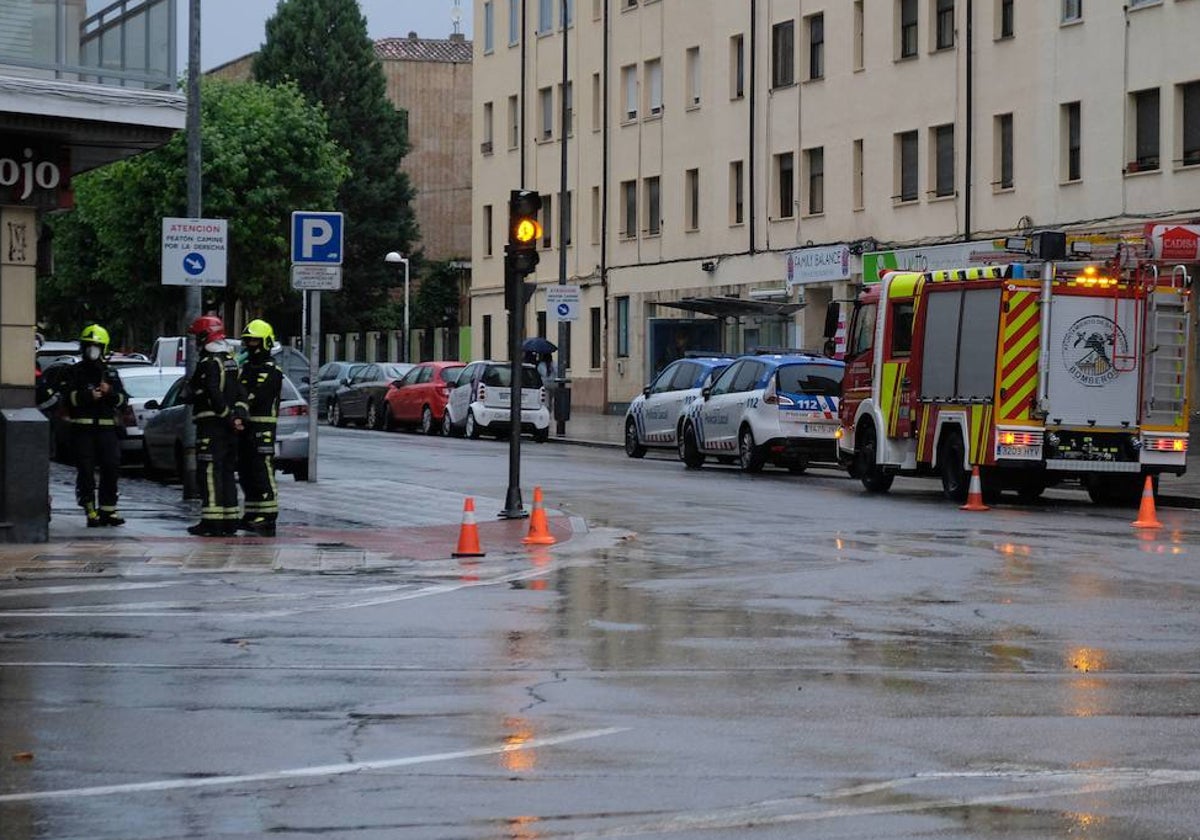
[187, 520, 227, 537]
[85, 504, 103, 528]
[99, 512, 125, 527]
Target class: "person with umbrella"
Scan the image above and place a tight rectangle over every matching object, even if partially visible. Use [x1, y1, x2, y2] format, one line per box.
[521, 337, 556, 383]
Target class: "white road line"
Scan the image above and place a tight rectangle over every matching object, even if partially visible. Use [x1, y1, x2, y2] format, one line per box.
[0, 566, 551, 619]
[0, 581, 179, 599]
[0, 727, 628, 804]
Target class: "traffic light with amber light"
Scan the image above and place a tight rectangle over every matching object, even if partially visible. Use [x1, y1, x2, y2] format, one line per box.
[505, 189, 542, 310]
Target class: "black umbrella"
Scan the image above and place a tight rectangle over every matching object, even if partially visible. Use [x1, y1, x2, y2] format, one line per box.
[522, 337, 557, 354]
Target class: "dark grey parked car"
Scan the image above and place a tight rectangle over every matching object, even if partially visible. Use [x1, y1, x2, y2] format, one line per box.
[313, 361, 363, 418]
[328, 362, 413, 430]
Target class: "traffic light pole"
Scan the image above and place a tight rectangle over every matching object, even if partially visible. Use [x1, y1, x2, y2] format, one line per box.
[501, 254, 527, 519]
[181, 0, 201, 500]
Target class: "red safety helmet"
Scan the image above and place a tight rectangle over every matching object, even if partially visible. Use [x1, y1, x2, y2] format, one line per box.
[187, 315, 226, 345]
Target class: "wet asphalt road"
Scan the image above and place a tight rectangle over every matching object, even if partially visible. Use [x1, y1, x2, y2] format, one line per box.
[3, 426, 1200, 839]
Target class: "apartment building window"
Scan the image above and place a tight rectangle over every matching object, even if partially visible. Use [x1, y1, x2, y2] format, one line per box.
[772, 21, 795, 88]
[806, 14, 824, 81]
[621, 180, 637, 237]
[508, 95, 519, 148]
[646, 58, 663, 116]
[685, 168, 700, 230]
[1062, 0, 1081, 23]
[561, 190, 572, 246]
[686, 46, 701, 107]
[1132, 88, 1160, 171]
[622, 64, 638, 120]
[899, 0, 918, 58]
[592, 72, 601, 130]
[616, 296, 630, 357]
[590, 307, 602, 369]
[932, 124, 955, 196]
[538, 0, 553, 33]
[1181, 82, 1200, 167]
[483, 204, 493, 257]
[482, 315, 493, 359]
[561, 81, 573, 136]
[540, 194, 553, 248]
[997, 0, 1014, 38]
[730, 160, 745, 224]
[509, 0, 520, 45]
[775, 152, 795, 219]
[537, 311, 547, 339]
[1063, 101, 1082, 181]
[730, 34, 745, 99]
[854, 1, 865, 70]
[624, 0, 637, 7]
[482, 101, 494, 154]
[645, 176, 661, 235]
[805, 147, 824, 215]
[539, 87, 553, 140]
[591, 186, 601, 243]
[897, 130, 919, 202]
[484, 2, 494, 52]
[935, 0, 955, 50]
[995, 113, 1013, 189]
[853, 139, 865, 210]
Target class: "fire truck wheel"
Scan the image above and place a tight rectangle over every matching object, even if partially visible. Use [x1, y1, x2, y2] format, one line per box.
[856, 422, 894, 494]
[679, 423, 706, 469]
[738, 426, 765, 473]
[1015, 476, 1047, 504]
[939, 431, 970, 503]
[1084, 473, 1152, 507]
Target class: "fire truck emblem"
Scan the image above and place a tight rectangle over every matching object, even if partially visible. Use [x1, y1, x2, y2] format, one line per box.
[1062, 316, 1128, 387]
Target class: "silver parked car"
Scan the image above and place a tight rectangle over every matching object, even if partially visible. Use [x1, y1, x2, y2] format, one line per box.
[115, 365, 185, 463]
[142, 373, 310, 481]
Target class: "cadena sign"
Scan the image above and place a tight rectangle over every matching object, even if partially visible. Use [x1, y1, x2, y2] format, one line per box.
[0, 145, 71, 206]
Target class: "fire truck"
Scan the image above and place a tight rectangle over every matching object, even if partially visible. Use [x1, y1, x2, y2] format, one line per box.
[838, 234, 1193, 505]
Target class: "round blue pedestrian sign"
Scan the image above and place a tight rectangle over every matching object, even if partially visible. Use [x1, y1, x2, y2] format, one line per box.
[183, 252, 206, 276]
[557, 303, 571, 317]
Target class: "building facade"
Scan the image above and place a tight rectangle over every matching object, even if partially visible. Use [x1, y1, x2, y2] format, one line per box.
[0, 0, 184, 542]
[472, 0, 1200, 412]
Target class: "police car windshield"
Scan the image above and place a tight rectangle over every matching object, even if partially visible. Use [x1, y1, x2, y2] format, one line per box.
[777, 364, 842, 397]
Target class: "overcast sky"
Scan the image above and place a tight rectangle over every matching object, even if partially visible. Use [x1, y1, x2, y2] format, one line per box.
[190, 0, 474, 70]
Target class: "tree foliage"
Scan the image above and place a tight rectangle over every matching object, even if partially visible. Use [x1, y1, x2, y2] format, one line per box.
[412, 261, 463, 331]
[253, 0, 419, 333]
[40, 78, 348, 346]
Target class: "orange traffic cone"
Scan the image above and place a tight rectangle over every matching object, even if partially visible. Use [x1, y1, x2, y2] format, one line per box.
[522, 486, 557, 546]
[1131, 476, 1162, 529]
[960, 466, 990, 511]
[452, 497, 486, 557]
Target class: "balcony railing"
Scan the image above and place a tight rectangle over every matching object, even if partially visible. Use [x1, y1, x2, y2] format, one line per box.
[0, 0, 176, 91]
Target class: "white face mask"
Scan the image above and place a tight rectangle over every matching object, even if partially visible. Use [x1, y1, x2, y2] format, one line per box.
[84, 345, 101, 362]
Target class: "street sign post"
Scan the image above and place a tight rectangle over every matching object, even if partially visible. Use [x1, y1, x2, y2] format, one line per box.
[291, 211, 345, 484]
[546, 284, 581, 321]
[161, 217, 227, 286]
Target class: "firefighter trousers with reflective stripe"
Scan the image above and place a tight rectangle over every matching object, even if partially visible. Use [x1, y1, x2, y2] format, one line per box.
[74, 426, 119, 511]
[238, 423, 278, 521]
[196, 419, 239, 522]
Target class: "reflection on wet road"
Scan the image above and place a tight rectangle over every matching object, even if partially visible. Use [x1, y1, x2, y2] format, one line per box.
[2, 429, 1199, 838]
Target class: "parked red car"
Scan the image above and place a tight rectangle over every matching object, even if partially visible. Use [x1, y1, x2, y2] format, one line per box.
[383, 361, 466, 434]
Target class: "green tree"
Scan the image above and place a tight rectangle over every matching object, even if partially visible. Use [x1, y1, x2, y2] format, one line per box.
[41, 78, 348, 346]
[412, 261, 462, 331]
[253, 0, 419, 333]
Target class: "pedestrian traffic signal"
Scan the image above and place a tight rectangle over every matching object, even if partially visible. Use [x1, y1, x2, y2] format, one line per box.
[506, 189, 542, 277]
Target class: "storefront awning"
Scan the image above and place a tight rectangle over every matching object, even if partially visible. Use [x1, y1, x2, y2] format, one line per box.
[655, 296, 804, 319]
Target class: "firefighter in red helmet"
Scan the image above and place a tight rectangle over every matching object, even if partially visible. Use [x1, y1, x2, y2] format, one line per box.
[180, 315, 246, 536]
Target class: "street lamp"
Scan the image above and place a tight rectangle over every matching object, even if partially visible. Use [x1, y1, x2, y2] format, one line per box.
[385, 251, 410, 363]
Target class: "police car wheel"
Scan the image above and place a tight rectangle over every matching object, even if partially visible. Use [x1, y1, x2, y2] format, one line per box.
[738, 426, 765, 473]
[679, 423, 705, 468]
[625, 419, 647, 458]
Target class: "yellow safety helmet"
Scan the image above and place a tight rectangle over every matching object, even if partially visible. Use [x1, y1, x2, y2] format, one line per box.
[79, 324, 110, 354]
[241, 318, 275, 351]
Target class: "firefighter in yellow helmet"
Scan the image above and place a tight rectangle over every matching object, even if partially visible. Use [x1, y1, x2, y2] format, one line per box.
[237, 319, 284, 536]
[64, 324, 129, 526]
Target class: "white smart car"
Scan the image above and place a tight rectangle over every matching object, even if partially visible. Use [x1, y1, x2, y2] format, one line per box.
[443, 361, 551, 441]
[677, 354, 844, 473]
[624, 356, 731, 458]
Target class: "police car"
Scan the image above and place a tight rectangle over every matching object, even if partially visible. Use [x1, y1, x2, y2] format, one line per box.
[624, 356, 731, 458]
[677, 354, 844, 473]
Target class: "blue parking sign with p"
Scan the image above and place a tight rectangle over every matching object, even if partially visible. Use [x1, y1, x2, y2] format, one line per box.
[291, 211, 343, 264]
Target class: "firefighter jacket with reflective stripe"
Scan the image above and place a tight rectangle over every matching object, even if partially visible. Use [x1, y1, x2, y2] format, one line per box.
[186, 352, 244, 422]
[238, 357, 283, 424]
[64, 361, 128, 426]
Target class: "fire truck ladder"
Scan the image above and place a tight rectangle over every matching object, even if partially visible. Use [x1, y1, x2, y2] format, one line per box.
[1143, 268, 1190, 425]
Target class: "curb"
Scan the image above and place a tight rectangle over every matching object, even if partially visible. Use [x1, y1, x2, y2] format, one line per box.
[547, 435, 623, 451]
